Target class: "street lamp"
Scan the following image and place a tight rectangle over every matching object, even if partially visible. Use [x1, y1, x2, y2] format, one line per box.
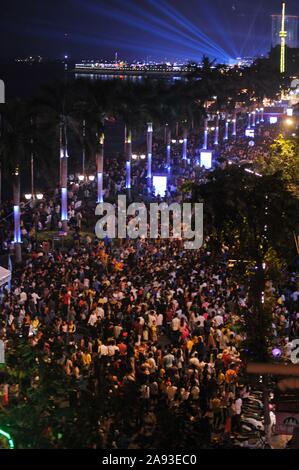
[24, 192, 44, 201]
[285, 118, 294, 126]
[78, 175, 85, 182]
[88, 175, 95, 182]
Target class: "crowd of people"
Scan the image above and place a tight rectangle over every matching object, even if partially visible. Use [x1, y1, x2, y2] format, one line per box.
[0, 117, 298, 448]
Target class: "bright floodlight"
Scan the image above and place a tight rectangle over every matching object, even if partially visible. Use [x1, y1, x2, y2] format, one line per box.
[270, 116, 278, 124]
[36, 193, 44, 200]
[25, 194, 32, 200]
[200, 150, 213, 169]
[88, 175, 95, 182]
[140, 154, 146, 160]
[132, 154, 138, 160]
[152, 176, 167, 197]
[78, 175, 85, 181]
[285, 118, 294, 126]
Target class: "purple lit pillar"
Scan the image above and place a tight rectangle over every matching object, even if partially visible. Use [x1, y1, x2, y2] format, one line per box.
[256, 108, 260, 124]
[252, 111, 256, 127]
[12, 167, 21, 262]
[60, 123, 68, 232]
[166, 128, 171, 171]
[82, 119, 86, 180]
[214, 114, 219, 146]
[261, 107, 265, 123]
[203, 119, 208, 150]
[125, 126, 132, 197]
[232, 112, 237, 137]
[96, 133, 104, 203]
[224, 116, 229, 141]
[147, 122, 153, 187]
[247, 112, 251, 128]
[182, 127, 188, 160]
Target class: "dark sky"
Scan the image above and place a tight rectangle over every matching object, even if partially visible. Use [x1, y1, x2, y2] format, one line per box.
[1, 0, 299, 62]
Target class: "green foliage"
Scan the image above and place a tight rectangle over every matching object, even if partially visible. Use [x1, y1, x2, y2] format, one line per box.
[191, 167, 299, 361]
[257, 135, 299, 196]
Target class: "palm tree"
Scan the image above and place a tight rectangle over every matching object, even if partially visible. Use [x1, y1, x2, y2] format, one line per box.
[114, 81, 150, 199]
[33, 81, 79, 232]
[0, 100, 31, 263]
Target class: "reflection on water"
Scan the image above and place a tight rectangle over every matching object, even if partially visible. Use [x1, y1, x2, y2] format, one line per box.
[75, 73, 184, 83]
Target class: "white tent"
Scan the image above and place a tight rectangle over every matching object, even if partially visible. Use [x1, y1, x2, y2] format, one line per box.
[0, 266, 11, 288]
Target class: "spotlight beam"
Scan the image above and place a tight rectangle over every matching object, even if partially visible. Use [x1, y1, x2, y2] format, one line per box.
[147, 0, 230, 60]
[121, 0, 229, 60]
[77, 0, 228, 60]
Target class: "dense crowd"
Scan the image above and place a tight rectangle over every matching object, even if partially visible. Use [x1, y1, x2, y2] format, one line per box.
[0, 119, 298, 448]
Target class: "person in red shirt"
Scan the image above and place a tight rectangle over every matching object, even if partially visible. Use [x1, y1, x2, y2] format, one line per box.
[118, 340, 127, 356]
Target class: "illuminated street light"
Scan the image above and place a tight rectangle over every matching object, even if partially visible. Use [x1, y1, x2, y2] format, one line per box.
[285, 118, 294, 126]
[25, 192, 44, 201]
[88, 175, 95, 182]
[78, 175, 85, 181]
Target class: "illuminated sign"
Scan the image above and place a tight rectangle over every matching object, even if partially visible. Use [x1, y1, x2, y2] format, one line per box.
[270, 116, 278, 124]
[152, 176, 167, 197]
[200, 150, 213, 169]
[245, 129, 255, 138]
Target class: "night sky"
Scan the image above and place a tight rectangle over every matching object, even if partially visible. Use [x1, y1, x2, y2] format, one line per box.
[1, 0, 299, 62]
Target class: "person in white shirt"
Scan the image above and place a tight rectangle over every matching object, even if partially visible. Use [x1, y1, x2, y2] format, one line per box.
[31, 292, 40, 305]
[107, 341, 119, 357]
[99, 343, 108, 356]
[166, 384, 178, 402]
[19, 291, 27, 305]
[189, 353, 201, 369]
[95, 306, 105, 320]
[232, 396, 243, 432]
[88, 312, 97, 327]
[171, 315, 180, 332]
[213, 314, 224, 327]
